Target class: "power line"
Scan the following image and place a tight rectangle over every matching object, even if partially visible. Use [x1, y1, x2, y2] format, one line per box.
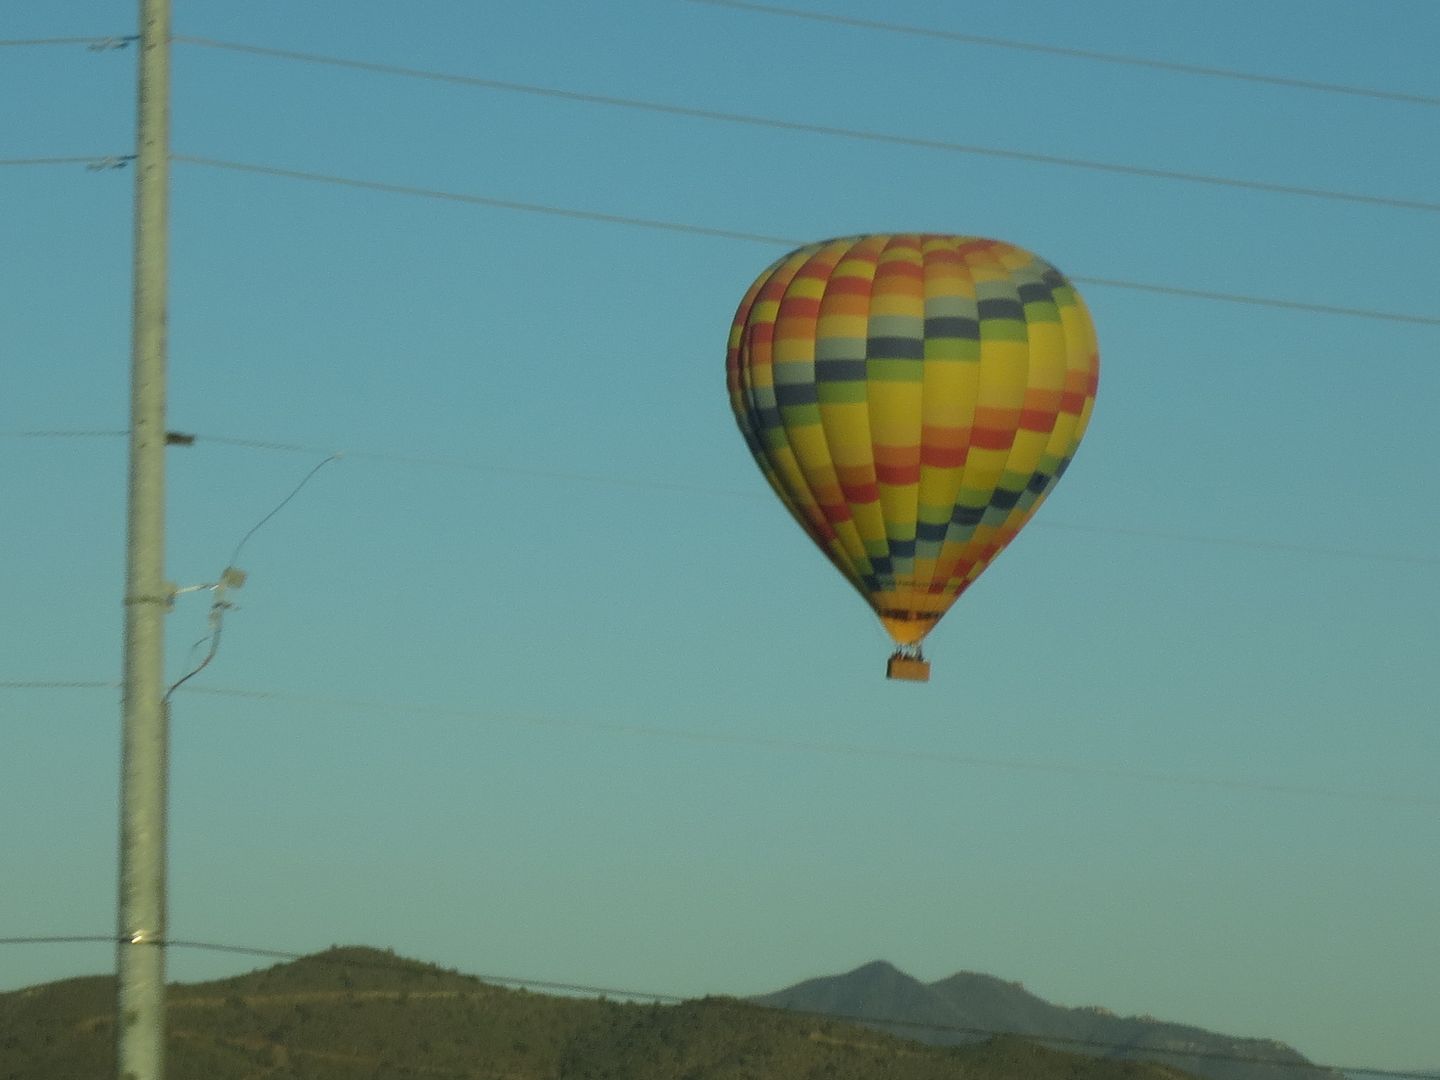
[0, 429, 129, 438]
[172, 155, 1440, 327]
[0, 155, 132, 168]
[0, 935, 117, 946]
[224, 453, 340, 568]
[176, 433, 320, 454]
[1071, 275, 1440, 328]
[6, 427, 1438, 567]
[170, 36, 1440, 216]
[0, 35, 134, 49]
[0, 934, 1430, 1079]
[164, 686, 1440, 809]
[687, 0, 1440, 109]
[0, 680, 117, 690]
[4, 679, 1434, 809]
[171, 153, 795, 245]
[174, 435, 1440, 567]
[189, 433, 761, 498]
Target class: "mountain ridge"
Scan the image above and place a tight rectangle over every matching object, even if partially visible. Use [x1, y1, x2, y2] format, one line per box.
[0, 948, 1395, 1080]
[751, 959, 1343, 1080]
[0, 947, 1203, 1080]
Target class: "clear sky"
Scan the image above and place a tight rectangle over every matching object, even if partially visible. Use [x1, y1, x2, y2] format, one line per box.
[3, 0, 1437, 1071]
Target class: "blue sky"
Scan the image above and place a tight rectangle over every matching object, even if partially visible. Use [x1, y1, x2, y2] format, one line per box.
[2, 0, 1437, 1071]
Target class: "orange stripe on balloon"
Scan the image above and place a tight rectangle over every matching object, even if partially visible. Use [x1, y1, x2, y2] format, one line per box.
[875, 440, 923, 486]
[778, 296, 822, 320]
[840, 481, 879, 504]
[974, 405, 1020, 428]
[970, 426, 1016, 451]
[876, 463, 921, 485]
[920, 444, 968, 468]
[874, 443, 921, 468]
[1019, 407, 1058, 432]
[826, 275, 874, 298]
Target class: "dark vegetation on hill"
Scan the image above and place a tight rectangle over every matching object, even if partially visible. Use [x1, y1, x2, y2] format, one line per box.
[752, 960, 1342, 1080]
[0, 947, 1201, 1080]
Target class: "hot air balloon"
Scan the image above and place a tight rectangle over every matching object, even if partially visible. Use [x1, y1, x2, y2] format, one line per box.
[726, 234, 1098, 681]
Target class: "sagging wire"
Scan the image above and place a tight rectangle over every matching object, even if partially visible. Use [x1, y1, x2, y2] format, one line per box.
[164, 448, 342, 702]
[225, 452, 343, 570]
[164, 569, 246, 703]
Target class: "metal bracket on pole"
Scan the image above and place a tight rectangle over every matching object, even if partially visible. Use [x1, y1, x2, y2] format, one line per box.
[87, 156, 132, 172]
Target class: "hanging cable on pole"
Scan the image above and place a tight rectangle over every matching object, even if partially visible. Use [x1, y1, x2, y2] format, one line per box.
[161, 450, 341, 702]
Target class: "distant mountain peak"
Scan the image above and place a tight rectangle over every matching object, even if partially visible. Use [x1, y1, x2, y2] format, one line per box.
[849, 959, 905, 977]
[753, 961, 1341, 1080]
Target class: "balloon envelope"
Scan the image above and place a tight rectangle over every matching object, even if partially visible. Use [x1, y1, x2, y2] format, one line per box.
[727, 234, 1099, 652]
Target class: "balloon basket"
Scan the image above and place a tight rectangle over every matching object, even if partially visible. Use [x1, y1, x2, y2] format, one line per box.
[886, 651, 931, 682]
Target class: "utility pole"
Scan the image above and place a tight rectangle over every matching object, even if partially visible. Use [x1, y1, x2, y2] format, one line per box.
[117, 0, 171, 1077]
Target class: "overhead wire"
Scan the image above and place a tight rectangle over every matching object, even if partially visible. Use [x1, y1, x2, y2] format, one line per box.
[0, 35, 134, 49]
[177, 685, 1440, 808]
[0, 934, 1431, 1079]
[0, 680, 117, 690]
[2, 679, 1435, 809]
[1069, 275, 1440, 328]
[8, 37, 1438, 322]
[174, 436, 1440, 567]
[685, 0, 1440, 109]
[224, 452, 341, 569]
[0, 429, 129, 438]
[170, 36, 1440, 216]
[171, 155, 1440, 328]
[5, 1, 1434, 108]
[186, 434, 763, 498]
[0, 155, 132, 168]
[173, 153, 797, 245]
[176, 686, 1440, 808]
[5, 428, 1438, 567]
